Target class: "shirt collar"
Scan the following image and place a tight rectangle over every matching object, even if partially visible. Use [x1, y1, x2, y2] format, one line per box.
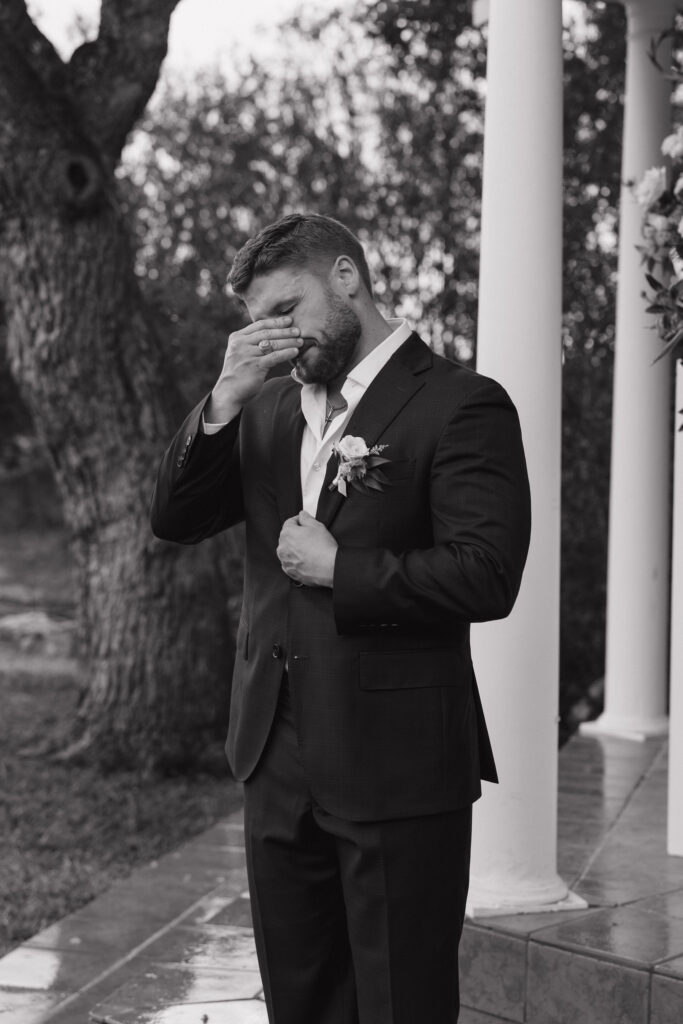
[344, 318, 412, 390]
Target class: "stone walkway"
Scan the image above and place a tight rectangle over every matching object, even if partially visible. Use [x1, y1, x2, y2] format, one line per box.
[0, 733, 682, 1023]
[0, 814, 264, 1023]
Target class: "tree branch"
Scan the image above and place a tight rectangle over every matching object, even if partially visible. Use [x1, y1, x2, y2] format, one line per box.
[0, 0, 70, 95]
[0, 0, 181, 212]
[68, 0, 182, 165]
[0, 24, 106, 216]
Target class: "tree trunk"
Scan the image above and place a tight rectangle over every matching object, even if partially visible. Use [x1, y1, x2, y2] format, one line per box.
[68, 523, 238, 773]
[0, 1, 239, 773]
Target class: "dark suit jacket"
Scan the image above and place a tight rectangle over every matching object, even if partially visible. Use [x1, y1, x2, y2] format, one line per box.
[151, 333, 531, 822]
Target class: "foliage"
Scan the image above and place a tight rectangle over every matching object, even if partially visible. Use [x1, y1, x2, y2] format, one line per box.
[3, 0, 632, 737]
[73, 0, 630, 730]
[632, 12, 683, 365]
[119, 1, 487, 372]
[558, 2, 625, 706]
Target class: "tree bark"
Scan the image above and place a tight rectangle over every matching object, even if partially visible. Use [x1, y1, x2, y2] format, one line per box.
[0, 0, 238, 773]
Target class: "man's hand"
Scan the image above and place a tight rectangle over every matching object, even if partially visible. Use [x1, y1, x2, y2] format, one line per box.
[277, 511, 338, 588]
[205, 317, 303, 422]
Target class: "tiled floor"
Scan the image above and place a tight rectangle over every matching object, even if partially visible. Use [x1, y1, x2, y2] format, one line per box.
[1, 734, 682, 1023]
[459, 735, 683, 1024]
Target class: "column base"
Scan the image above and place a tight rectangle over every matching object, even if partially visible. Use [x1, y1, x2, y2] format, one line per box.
[667, 825, 683, 858]
[580, 713, 669, 742]
[466, 873, 583, 919]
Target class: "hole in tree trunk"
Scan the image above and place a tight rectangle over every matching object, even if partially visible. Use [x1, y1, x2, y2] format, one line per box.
[59, 153, 102, 211]
[67, 160, 90, 193]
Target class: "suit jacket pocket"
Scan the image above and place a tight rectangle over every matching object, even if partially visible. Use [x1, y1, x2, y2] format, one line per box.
[359, 648, 467, 690]
[381, 458, 415, 484]
[347, 459, 416, 508]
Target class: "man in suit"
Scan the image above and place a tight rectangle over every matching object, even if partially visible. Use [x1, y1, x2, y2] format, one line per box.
[151, 213, 531, 1024]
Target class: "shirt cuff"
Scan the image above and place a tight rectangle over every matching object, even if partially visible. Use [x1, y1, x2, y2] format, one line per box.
[201, 412, 230, 435]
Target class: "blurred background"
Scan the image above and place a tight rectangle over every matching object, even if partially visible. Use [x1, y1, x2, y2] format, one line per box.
[0, 0, 626, 955]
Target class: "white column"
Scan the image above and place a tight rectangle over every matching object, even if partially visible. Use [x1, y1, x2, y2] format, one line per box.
[668, 359, 683, 855]
[582, 0, 675, 742]
[468, 0, 574, 914]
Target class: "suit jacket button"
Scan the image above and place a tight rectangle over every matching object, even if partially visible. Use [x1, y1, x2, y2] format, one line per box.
[184, 435, 192, 447]
[176, 455, 185, 467]
[272, 643, 283, 659]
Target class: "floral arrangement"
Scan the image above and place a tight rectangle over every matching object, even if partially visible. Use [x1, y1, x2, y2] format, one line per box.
[329, 435, 390, 497]
[634, 24, 683, 364]
[634, 125, 683, 363]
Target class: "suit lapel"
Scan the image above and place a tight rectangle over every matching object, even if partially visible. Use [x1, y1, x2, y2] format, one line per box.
[316, 334, 431, 528]
[273, 381, 306, 523]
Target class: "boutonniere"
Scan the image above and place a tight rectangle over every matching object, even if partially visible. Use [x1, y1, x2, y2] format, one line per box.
[329, 435, 390, 497]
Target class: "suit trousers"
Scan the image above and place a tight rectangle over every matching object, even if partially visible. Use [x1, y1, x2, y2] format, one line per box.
[242, 674, 473, 1024]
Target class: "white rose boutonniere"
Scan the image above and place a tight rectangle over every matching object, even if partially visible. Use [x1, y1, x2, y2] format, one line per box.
[329, 435, 390, 497]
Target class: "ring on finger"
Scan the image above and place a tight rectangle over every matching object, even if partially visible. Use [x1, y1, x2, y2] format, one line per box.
[258, 339, 273, 354]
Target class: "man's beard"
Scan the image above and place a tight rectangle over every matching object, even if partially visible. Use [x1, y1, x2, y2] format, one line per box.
[293, 291, 362, 385]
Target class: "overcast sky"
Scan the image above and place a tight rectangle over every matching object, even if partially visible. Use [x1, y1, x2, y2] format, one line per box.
[27, 0, 345, 76]
[28, 1, 585, 78]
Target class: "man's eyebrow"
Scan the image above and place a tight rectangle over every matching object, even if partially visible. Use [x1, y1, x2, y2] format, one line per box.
[268, 296, 299, 315]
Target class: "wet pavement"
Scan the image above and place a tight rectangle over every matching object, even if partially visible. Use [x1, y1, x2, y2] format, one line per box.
[459, 734, 683, 1023]
[0, 733, 681, 1023]
[0, 818, 263, 1024]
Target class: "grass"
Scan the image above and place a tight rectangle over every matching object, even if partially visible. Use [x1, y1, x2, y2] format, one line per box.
[0, 528, 241, 959]
[0, 657, 240, 958]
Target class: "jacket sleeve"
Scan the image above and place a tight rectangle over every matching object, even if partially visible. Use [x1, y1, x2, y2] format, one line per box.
[332, 379, 531, 632]
[149, 395, 244, 544]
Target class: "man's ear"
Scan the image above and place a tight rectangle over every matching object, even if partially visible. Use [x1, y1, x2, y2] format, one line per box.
[330, 255, 361, 297]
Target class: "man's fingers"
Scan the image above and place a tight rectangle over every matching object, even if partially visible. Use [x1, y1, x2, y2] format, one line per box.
[255, 333, 302, 353]
[213, 316, 303, 412]
[224, 329, 301, 369]
[260, 346, 302, 367]
[248, 330, 302, 361]
[242, 316, 294, 335]
[226, 319, 301, 362]
[249, 326, 301, 346]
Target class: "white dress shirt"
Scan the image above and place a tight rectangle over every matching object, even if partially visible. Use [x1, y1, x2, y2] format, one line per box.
[204, 317, 412, 515]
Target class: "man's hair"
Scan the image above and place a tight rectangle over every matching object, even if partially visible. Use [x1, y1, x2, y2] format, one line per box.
[228, 213, 373, 296]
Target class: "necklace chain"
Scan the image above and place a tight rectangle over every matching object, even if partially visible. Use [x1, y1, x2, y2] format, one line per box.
[323, 396, 347, 432]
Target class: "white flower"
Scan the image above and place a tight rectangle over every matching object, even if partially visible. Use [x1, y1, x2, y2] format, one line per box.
[330, 436, 390, 497]
[648, 214, 669, 231]
[675, 174, 683, 197]
[677, 216, 683, 239]
[633, 166, 667, 207]
[646, 213, 671, 246]
[662, 127, 683, 160]
[336, 435, 369, 460]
